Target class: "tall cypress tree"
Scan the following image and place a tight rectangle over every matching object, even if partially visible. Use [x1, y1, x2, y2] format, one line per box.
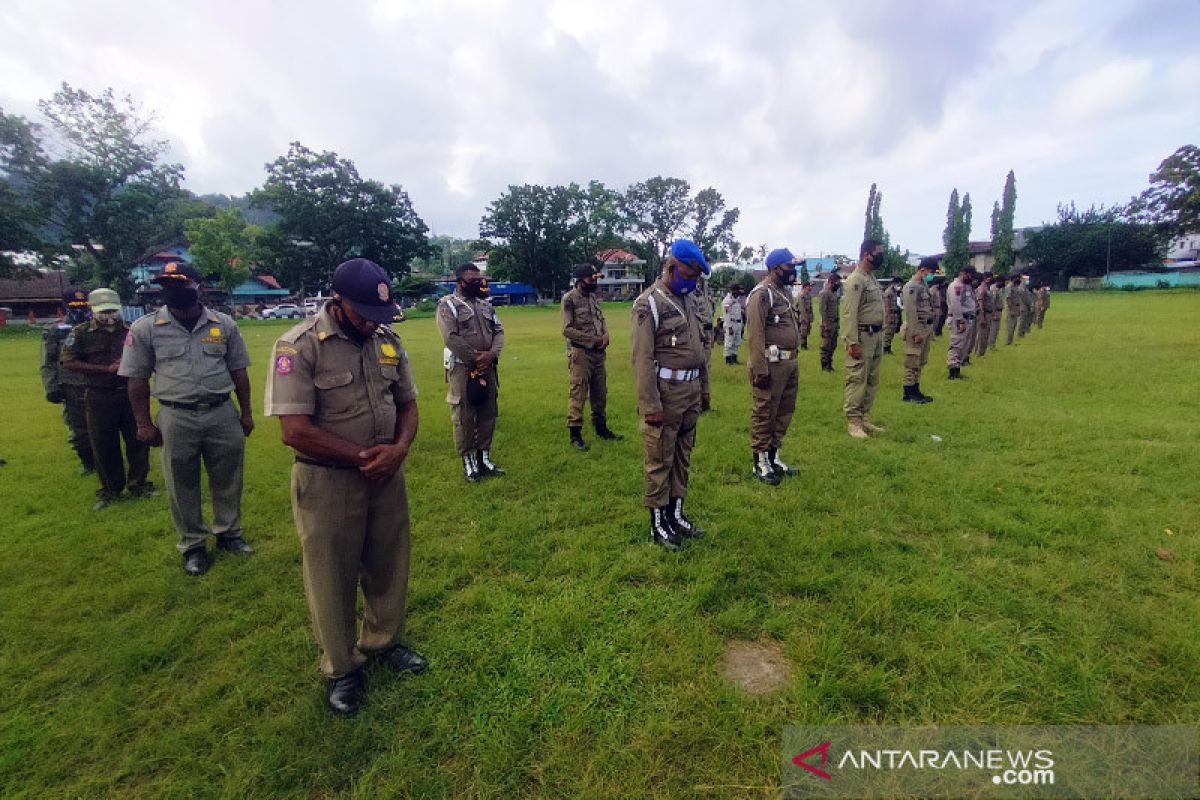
[992, 170, 1017, 274]
[943, 189, 961, 271]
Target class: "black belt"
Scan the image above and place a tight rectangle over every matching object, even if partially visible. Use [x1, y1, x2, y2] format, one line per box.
[570, 342, 603, 352]
[964, 313, 976, 320]
[858, 324, 883, 333]
[295, 456, 358, 470]
[159, 394, 230, 411]
[919, 317, 933, 324]
[702, 323, 713, 332]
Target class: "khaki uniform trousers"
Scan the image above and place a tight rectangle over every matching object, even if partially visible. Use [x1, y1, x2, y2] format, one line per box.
[157, 402, 244, 553]
[448, 364, 498, 455]
[798, 319, 811, 349]
[1036, 308, 1045, 328]
[988, 313, 1001, 349]
[86, 386, 150, 499]
[883, 317, 898, 351]
[566, 347, 607, 427]
[641, 378, 701, 508]
[820, 325, 839, 369]
[901, 326, 931, 386]
[723, 320, 744, 358]
[1019, 311, 1033, 337]
[964, 316, 978, 356]
[843, 330, 883, 420]
[60, 384, 94, 469]
[750, 359, 798, 452]
[1005, 311, 1019, 344]
[947, 318, 970, 368]
[292, 462, 411, 678]
[975, 314, 991, 356]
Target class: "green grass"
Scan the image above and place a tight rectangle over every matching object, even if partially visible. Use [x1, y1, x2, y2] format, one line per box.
[1, 291, 1198, 798]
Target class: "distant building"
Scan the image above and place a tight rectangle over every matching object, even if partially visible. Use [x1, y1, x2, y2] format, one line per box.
[595, 248, 646, 299]
[0, 270, 81, 320]
[1167, 232, 1200, 265]
[130, 242, 193, 286]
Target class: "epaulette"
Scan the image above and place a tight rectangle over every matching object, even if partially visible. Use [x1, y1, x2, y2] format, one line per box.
[278, 316, 319, 345]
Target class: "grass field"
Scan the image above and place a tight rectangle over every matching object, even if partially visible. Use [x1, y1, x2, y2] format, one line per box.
[1, 290, 1198, 798]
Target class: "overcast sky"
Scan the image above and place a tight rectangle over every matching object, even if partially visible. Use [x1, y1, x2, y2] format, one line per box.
[2, 0, 1196, 255]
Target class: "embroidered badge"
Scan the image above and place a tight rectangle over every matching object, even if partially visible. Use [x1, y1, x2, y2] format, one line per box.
[377, 282, 389, 301]
[209, 327, 221, 338]
[274, 353, 294, 375]
[125, 333, 134, 346]
[380, 343, 397, 358]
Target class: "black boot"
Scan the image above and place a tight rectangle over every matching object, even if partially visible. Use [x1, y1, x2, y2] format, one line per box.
[731, 354, 739, 364]
[569, 426, 589, 451]
[884, 345, 893, 354]
[669, 497, 705, 538]
[593, 416, 622, 441]
[462, 452, 482, 482]
[903, 384, 918, 402]
[725, 355, 732, 365]
[326, 669, 365, 716]
[768, 447, 796, 476]
[915, 383, 934, 403]
[650, 507, 683, 550]
[753, 451, 781, 485]
[477, 449, 505, 476]
[948, 367, 966, 380]
[800, 342, 808, 350]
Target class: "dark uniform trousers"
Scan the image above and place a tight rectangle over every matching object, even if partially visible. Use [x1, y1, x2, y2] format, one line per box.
[86, 386, 149, 498]
[820, 325, 839, 369]
[292, 462, 411, 678]
[641, 378, 701, 508]
[157, 402, 245, 553]
[750, 359, 798, 452]
[567, 347, 607, 427]
[448, 363, 498, 455]
[62, 384, 94, 469]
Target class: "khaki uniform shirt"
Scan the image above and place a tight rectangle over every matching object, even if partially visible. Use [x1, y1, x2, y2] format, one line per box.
[436, 290, 504, 366]
[946, 278, 976, 321]
[840, 267, 884, 346]
[977, 283, 993, 314]
[694, 288, 715, 348]
[561, 287, 606, 349]
[630, 279, 705, 416]
[746, 279, 801, 378]
[1037, 287, 1050, 309]
[264, 306, 417, 452]
[882, 284, 899, 324]
[119, 306, 250, 403]
[61, 319, 131, 390]
[819, 286, 839, 331]
[1005, 284, 1019, 312]
[1019, 285, 1035, 312]
[990, 285, 1004, 315]
[902, 276, 934, 339]
[794, 291, 814, 323]
[41, 321, 87, 395]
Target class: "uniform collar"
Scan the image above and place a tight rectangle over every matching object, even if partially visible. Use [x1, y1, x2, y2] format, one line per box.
[153, 305, 218, 329]
[313, 302, 384, 344]
[654, 277, 686, 300]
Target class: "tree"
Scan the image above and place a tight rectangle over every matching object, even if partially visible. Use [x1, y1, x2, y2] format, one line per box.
[863, 183, 885, 241]
[688, 187, 740, 260]
[1022, 203, 1163, 282]
[251, 142, 430, 294]
[991, 171, 1017, 274]
[942, 188, 971, 272]
[478, 183, 586, 294]
[619, 176, 693, 275]
[573, 180, 625, 264]
[0, 109, 48, 275]
[1138, 145, 1200, 237]
[184, 207, 262, 291]
[708, 265, 754, 293]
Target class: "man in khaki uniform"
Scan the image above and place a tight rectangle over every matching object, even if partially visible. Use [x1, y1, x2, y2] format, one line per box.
[842, 240, 887, 439]
[974, 273, 993, 357]
[41, 290, 94, 475]
[882, 278, 900, 354]
[437, 263, 505, 482]
[747, 248, 802, 484]
[266, 258, 426, 717]
[562, 264, 620, 451]
[818, 272, 841, 372]
[794, 282, 814, 350]
[946, 267, 976, 379]
[1036, 286, 1050, 328]
[900, 258, 937, 404]
[1018, 278, 1035, 337]
[1004, 274, 1021, 344]
[120, 263, 255, 576]
[631, 239, 709, 550]
[987, 276, 1004, 350]
[695, 276, 715, 411]
[61, 288, 153, 509]
[930, 278, 946, 336]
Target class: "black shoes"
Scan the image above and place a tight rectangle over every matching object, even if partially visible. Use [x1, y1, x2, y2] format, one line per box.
[569, 426, 589, 451]
[79, 464, 95, 477]
[128, 483, 157, 499]
[477, 449, 505, 477]
[768, 448, 796, 477]
[903, 384, 933, 404]
[92, 495, 117, 511]
[183, 546, 210, 576]
[821, 363, 834, 372]
[916, 384, 933, 402]
[650, 507, 683, 550]
[668, 497, 704, 538]
[327, 669, 365, 716]
[884, 345, 893, 354]
[593, 417, 622, 440]
[217, 535, 255, 555]
[753, 451, 781, 485]
[948, 367, 967, 380]
[462, 453, 481, 482]
[373, 644, 429, 675]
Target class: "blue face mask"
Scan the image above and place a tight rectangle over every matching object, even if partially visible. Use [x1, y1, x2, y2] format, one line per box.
[669, 272, 698, 295]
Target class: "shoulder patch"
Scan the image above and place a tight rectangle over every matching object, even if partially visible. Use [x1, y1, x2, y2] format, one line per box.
[274, 353, 294, 375]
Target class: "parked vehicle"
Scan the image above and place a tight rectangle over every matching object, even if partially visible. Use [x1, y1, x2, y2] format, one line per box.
[262, 303, 303, 319]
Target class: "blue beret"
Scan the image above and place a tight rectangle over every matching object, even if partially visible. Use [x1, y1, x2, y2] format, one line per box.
[669, 239, 710, 275]
[765, 248, 796, 269]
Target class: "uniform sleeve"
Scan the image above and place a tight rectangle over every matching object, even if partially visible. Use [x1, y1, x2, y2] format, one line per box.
[903, 285, 919, 326]
[841, 280, 862, 345]
[436, 299, 477, 364]
[489, 307, 504, 356]
[41, 328, 61, 394]
[263, 338, 316, 417]
[947, 284, 962, 318]
[392, 344, 418, 405]
[118, 320, 155, 379]
[224, 321, 251, 371]
[630, 300, 661, 416]
[746, 290, 769, 377]
[561, 294, 594, 347]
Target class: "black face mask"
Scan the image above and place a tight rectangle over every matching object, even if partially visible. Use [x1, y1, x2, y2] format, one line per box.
[780, 269, 797, 285]
[581, 281, 598, 294]
[331, 300, 368, 345]
[871, 252, 886, 268]
[460, 282, 482, 299]
[162, 285, 198, 310]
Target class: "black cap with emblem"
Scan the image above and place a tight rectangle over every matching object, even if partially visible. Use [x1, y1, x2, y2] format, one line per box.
[332, 259, 403, 324]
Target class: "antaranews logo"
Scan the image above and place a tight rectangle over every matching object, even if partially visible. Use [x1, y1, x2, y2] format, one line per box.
[792, 741, 833, 781]
[791, 740, 1055, 786]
